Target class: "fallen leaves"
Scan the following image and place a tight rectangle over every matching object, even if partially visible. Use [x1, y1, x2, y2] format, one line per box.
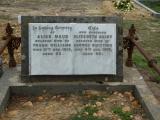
[8, 110, 19, 116]
[37, 96, 44, 101]
[22, 101, 33, 108]
[95, 101, 102, 107]
[122, 106, 131, 112]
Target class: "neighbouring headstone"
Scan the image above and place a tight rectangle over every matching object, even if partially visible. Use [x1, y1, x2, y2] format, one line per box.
[21, 16, 123, 81]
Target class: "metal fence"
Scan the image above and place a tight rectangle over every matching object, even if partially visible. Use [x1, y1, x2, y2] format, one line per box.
[0, 23, 160, 79]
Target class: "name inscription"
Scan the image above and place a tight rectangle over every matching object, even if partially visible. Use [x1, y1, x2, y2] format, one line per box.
[29, 23, 116, 75]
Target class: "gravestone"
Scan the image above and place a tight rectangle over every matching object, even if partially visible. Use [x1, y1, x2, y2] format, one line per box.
[21, 16, 123, 81]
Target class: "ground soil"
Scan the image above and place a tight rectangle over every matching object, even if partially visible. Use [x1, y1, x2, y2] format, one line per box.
[0, 90, 148, 120]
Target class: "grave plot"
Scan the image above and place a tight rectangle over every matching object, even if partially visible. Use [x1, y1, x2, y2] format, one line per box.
[0, 1, 160, 120]
[0, 89, 149, 120]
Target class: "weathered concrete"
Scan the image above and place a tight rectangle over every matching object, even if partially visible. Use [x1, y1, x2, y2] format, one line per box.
[0, 86, 10, 113]
[0, 61, 160, 120]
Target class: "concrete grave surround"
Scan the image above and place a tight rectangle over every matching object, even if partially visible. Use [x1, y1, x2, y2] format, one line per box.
[21, 16, 123, 81]
[0, 64, 160, 120]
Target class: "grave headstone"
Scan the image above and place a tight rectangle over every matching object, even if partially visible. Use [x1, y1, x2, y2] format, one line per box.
[21, 16, 123, 81]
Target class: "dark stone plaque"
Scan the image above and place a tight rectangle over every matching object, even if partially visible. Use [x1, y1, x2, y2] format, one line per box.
[21, 16, 123, 82]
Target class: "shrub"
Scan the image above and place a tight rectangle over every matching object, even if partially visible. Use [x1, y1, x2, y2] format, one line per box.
[70, 106, 106, 120]
[114, 0, 134, 11]
[112, 107, 132, 120]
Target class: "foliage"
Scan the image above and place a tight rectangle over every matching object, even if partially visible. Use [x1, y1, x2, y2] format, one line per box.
[112, 107, 132, 120]
[83, 95, 107, 105]
[70, 106, 107, 120]
[89, 95, 106, 104]
[141, 1, 160, 13]
[114, 0, 134, 11]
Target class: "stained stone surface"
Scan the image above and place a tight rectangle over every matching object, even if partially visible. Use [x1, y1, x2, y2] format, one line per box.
[29, 23, 116, 75]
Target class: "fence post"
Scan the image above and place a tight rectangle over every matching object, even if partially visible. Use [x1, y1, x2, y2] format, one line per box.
[2, 23, 21, 68]
[124, 24, 138, 67]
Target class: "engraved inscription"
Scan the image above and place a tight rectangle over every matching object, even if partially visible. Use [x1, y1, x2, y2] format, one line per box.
[29, 23, 116, 75]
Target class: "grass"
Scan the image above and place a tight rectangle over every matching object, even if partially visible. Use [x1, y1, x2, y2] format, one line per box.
[0, 15, 11, 20]
[141, 1, 160, 13]
[83, 95, 108, 105]
[124, 19, 160, 57]
[123, 19, 160, 82]
[133, 51, 160, 81]
[70, 106, 107, 120]
[89, 95, 106, 104]
[70, 93, 111, 120]
[112, 107, 132, 120]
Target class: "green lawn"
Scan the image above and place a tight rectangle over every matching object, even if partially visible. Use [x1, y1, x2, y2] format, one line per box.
[141, 1, 160, 13]
[123, 19, 160, 56]
[123, 18, 160, 81]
